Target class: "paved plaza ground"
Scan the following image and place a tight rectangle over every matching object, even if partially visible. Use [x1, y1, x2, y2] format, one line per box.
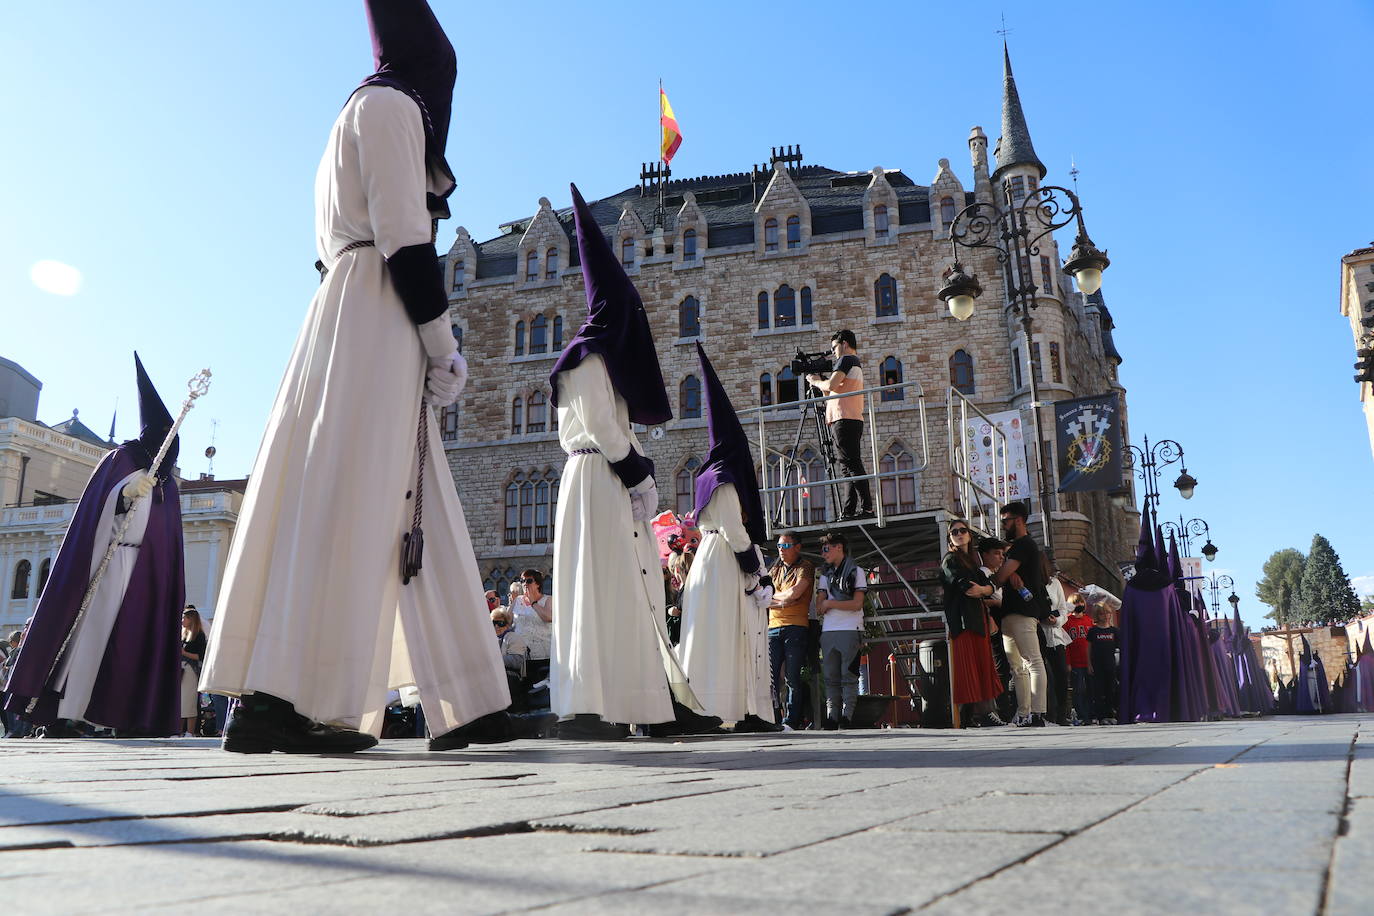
[1, 715, 1371, 914]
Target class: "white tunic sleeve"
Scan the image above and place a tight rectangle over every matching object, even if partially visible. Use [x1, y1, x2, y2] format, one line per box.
[709, 484, 753, 553]
[352, 87, 434, 259]
[558, 355, 635, 463]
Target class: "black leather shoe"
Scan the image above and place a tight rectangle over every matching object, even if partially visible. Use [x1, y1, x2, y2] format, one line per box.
[222, 695, 376, 754]
[839, 716, 853, 730]
[429, 710, 517, 751]
[646, 701, 724, 737]
[555, 714, 630, 741]
[823, 718, 840, 731]
[733, 714, 784, 733]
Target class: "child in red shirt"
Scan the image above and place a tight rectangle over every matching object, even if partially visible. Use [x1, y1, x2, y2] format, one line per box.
[1065, 600, 1094, 724]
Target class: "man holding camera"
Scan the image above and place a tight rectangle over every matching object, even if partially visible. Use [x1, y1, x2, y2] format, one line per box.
[807, 329, 874, 520]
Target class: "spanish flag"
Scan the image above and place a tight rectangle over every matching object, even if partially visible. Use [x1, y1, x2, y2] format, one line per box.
[660, 87, 682, 164]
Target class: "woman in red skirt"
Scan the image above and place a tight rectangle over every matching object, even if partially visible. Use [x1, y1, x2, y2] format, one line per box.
[940, 520, 1006, 727]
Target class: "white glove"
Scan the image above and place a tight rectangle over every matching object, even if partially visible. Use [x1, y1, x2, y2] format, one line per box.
[425, 350, 467, 407]
[417, 315, 461, 359]
[750, 584, 775, 612]
[122, 472, 156, 501]
[628, 476, 658, 522]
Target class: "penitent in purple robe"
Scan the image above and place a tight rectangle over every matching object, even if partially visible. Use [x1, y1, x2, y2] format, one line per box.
[1118, 505, 1177, 723]
[1355, 632, 1374, 712]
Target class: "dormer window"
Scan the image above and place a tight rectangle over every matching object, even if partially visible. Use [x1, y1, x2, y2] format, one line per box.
[525, 251, 538, 281]
[683, 228, 697, 262]
[545, 248, 559, 279]
[873, 205, 889, 238]
[452, 259, 465, 292]
[764, 218, 779, 253]
[1009, 176, 1026, 201]
[940, 197, 956, 225]
[786, 215, 801, 249]
[621, 237, 635, 266]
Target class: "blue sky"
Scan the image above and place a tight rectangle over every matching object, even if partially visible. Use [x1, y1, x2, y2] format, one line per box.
[2, 1, 1372, 628]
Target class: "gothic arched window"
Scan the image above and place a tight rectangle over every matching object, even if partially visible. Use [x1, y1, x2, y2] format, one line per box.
[675, 457, 701, 516]
[452, 324, 464, 353]
[526, 390, 547, 434]
[777, 367, 799, 405]
[786, 215, 801, 249]
[800, 286, 813, 326]
[514, 320, 526, 356]
[545, 247, 559, 279]
[759, 373, 773, 407]
[757, 291, 770, 330]
[530, 314, 548, 354]
[940, 196, 956, 225]
[679, 295, 701, 338]
[764, 218, 779, 252]
[11, 560, 29, 600]
[875, 273, 899, 318]
[873, 205, 889, 238]
[552, 315, 563, 350]
[526, 250, 539, 281]
[36, 558, 51, 597]
[880, 356, 904, 402]
[683, 228, 697, 262]
[680, 375, 702, 419]
[799, 447, 829, 523]
[452, 259, 465, 292]
[880, 445, 919, 515]
[950, 349, 976, 394]
[511, 396, 524, 435]
[774, 284, 796, 328]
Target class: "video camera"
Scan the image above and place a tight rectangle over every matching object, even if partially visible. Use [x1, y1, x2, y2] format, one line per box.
[790, 348, 834, 377]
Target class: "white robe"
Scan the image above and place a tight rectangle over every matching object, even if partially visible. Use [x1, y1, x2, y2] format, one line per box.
[551, 355, 696, 724]
[677, 484, 773, 723]
[54, 470, 150, 724]
[200, 86, 508, 736]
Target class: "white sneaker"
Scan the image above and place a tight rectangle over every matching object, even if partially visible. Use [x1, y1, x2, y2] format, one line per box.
[781, 723, 795, 732]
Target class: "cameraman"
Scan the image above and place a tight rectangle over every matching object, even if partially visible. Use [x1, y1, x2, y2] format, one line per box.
[807, 329, 873, 520]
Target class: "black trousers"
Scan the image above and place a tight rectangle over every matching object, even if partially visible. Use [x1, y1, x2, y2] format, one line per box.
[830, 419, 873, 514]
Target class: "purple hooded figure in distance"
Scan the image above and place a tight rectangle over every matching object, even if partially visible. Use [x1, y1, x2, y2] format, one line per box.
[1118, 504, 1178, 723]
[4, 355, 184, 736]
[677, 344, 779, 732]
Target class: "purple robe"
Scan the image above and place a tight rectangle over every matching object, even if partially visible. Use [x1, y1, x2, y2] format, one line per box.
[3, 446, 183, 734]
[1118, 581, 1178, 723]
[1355, 634, 1374, 712]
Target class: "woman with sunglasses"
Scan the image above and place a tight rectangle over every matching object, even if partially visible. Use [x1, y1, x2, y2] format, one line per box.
[941, 520, 1006, 728]
[509, 570, 553, 687]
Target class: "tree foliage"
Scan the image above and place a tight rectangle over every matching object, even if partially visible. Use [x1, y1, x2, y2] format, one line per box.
[1255, 548, 1305, 626]
[1296, 534, 1362, 625]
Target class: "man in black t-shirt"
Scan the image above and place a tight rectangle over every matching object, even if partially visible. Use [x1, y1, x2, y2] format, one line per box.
[806, 329, 873, 519]
[990, 501, 1049, 726]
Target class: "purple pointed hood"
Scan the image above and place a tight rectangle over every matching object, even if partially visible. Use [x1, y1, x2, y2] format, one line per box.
[549, 184, 672, 426]
[1131, 503, 1170, 590]
[132, 353, 177, 478]
[1166, 532, 1184, 586]
[693, 344, 766, 545]
[356, 0, 457, 216]
[1362, 630, 1373, 658]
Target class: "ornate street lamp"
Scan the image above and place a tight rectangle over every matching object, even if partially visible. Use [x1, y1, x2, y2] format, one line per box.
[1205, 572, 1235, 617]
[1124, 435, 1198, 520]
[1227, 591, 1240, 615]
[1160, 516, 1216, 561]
[936, 183, 1108, 552]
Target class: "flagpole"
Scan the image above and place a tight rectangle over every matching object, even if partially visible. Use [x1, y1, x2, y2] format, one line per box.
[657, 78, 665, 228]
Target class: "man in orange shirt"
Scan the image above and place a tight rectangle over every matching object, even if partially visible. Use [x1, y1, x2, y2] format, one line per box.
[807, 329, 873, 519]
[767, 532, 815, 730]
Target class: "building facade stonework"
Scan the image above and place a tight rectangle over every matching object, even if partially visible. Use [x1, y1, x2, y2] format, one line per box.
[1340, 245, 1374, 463]
[438, 56, 1137, 596]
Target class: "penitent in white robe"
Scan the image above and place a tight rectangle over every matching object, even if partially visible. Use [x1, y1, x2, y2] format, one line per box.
[200, 86, 508, 736]
[551, 355, 696, 725]
[677, 484, 773, 724]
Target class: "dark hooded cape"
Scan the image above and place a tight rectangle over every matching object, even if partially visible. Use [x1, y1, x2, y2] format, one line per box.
[692, 343, 766, 547]
[1118, 504, 1177, 723]
[549, 184, 672, 427]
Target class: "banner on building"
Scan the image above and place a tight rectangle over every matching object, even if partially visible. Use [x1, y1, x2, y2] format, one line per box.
[962, 409, 1032, 504]
[1054, 393, 1123, 493]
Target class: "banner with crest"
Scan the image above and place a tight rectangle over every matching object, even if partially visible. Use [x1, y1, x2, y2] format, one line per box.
[1054, 393, 1123, 493]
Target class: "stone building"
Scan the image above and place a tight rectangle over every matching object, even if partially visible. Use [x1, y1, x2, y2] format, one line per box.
[438, 50, 1136, 596]
[0, 357, 245, 631]
[1339, 244, 1374, 463]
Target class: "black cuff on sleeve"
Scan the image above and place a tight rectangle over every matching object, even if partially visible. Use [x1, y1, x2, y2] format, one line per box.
[385, 243, 448, 325]
[735, 548, 761, 575]
[608, 449, 654, 489]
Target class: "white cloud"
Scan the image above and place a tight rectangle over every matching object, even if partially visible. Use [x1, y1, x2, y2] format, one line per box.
[30, 260, 82, 296]
[1351, 574, 1374, 598]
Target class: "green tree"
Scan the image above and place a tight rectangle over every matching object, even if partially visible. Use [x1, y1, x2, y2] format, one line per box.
[1256, 548, 1305, 626]
[1296, 534, 1362, 625]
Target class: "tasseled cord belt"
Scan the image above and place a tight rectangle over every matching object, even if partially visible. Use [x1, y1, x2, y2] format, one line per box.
[568, 448, 600, 456]
[314, 240, 377, 280]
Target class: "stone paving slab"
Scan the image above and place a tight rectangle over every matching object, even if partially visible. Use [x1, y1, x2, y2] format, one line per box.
[0, 717, 1369, 914]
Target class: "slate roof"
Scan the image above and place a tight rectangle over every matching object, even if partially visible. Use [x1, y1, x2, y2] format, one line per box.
[470, 164, 952, 279]
[992, 44, 1046, 182]
[48, 412, 110, 448]
[1088, 291, 1123, 364]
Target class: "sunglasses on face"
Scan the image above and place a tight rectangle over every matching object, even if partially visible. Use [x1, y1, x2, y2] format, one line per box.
[950, 528, 969, 536]
[777, 542, 796, 549]
[820, 544, 835, 552]
[492, 619, 509, 627]
[521, 578, 537, 585]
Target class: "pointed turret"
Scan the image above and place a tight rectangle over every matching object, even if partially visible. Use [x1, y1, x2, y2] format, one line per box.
[992, 43, 1047, 184]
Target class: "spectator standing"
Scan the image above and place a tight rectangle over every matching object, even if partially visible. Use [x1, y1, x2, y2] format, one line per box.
[816, 531, 867, 729]
[805, 330, 873, 520]
[1, 630, 24, 737]
[978, 538, 1018, 722]
[990, 502, 1049, 727]
[767, 531, 815, 731]
[1088, 606, 1119, 724]
[940, 520, 1005, 727]
[180, 607, 207, 737]
[1064, 599, 1094, 725]
[1040, 559, 1073, 725]
[509, 569, 553, 684]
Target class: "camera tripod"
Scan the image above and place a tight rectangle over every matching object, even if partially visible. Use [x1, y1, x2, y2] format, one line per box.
[769, 381, 843, 528]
